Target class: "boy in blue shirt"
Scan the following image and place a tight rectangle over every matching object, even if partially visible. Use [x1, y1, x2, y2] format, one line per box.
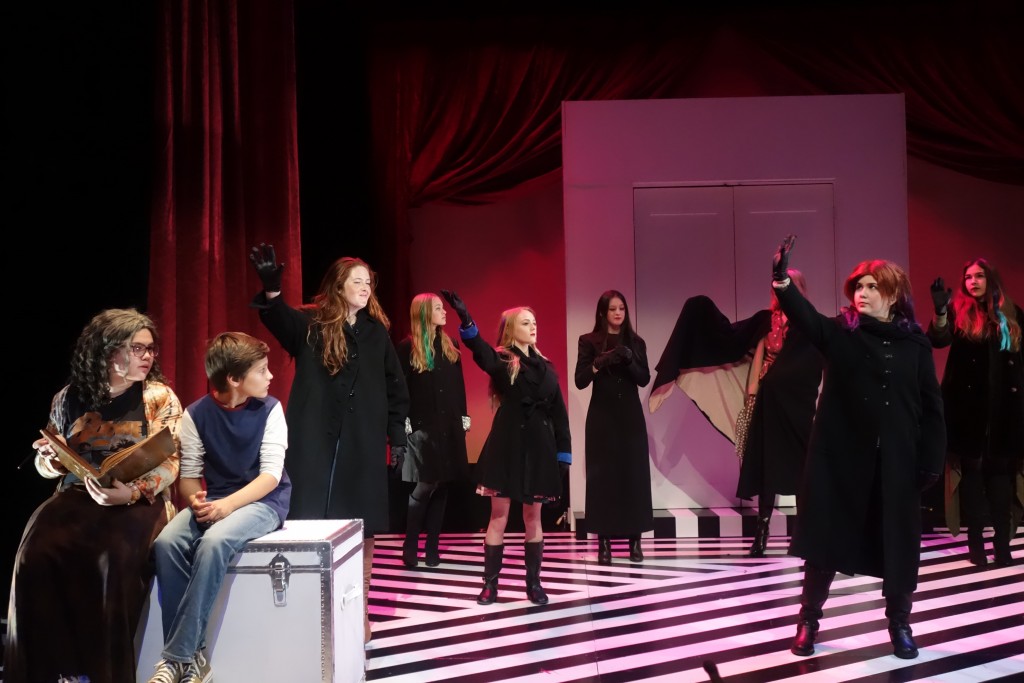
[147, 332, 291, 683]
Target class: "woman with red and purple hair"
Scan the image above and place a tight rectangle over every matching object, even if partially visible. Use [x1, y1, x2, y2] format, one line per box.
[928, 258, 1023, 568]
[771, 236, 945, 661]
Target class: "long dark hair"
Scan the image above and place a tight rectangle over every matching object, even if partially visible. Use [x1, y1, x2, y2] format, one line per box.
[591, 289, 636, 350]
[69, 308, 165, 410]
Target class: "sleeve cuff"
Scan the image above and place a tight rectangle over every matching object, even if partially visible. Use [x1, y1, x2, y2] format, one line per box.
[556, 451, 572, 465]
[459, 322, 479, 340]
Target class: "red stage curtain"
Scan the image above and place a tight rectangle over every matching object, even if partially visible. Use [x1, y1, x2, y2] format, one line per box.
[367, 6, 1022, 323]
[149, 0, 302, 408]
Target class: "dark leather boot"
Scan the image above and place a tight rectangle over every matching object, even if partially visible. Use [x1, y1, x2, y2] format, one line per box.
[791, 564, 835, 656]
[885, 592, 918, 659]
[477, 544, 503, 605]
[749, 515, 771, 558]
[629, 536, 644, 563]
[424, 487, 448, 567]
[967, 527, 988, 567]
[402, 493, 428, 568]
[597, 537, 612, 565]
[524, 541, 549, 605]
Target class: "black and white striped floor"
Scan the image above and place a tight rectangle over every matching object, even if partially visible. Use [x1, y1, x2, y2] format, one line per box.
[365, 530, 1024, 682]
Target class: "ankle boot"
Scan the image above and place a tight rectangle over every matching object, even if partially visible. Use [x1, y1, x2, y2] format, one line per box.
[597, 537, 612, 565]
[791, 564, 835, 656]
[403, 493, 428, 568]
[362, 537, 375, 643]
[749, 515, 771, 558]
[477, 544, 503, 605]
[424, 487, 448, 567]
[885, 592, 918, 659]
[629, 536, 644, 563]
[967, 526, 988, 566]
[524, 541, 548, 605]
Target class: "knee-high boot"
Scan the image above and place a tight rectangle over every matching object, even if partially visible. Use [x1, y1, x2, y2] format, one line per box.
[749, 515, 771, 558]
[988, 473, 1015, 567]
[597, 536, 612, 565]
[791, 564, 835, 656]
[885, 592, 918, 659]
[961, 462, 988, 566]
[403, 493, 429, 568]
[477, 544, 503, 605]
[424, 487, 448, 567]
[524, 541, 549, 605]
[362, 537, 375, 643]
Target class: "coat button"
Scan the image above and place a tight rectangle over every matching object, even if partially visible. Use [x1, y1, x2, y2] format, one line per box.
[348, 407, 355, 413]
[882, 384, 888, 389]
[351, 353, 359, 359]
[884, 401, 890, 406]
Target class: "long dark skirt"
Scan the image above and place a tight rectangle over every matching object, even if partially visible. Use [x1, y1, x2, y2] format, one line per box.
[4, 485, 171, 683]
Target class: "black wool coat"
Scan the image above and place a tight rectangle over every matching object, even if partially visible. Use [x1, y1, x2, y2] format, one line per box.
[396, 332, 470, 484]
[254, 294, 409, 531]
[779, 285, 945, 594]
[927, 305, 1024, 470]
[575, 331, 654, 536]
[462, 328, 571, 503]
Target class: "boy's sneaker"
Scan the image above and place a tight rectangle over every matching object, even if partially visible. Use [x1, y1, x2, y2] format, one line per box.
[147, 659, 186, 683]
[181, 649, 214, 683]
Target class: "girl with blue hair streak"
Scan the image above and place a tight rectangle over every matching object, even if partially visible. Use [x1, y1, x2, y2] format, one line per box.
[928, 258, 1024, 567]
[395, 293, 470, 568]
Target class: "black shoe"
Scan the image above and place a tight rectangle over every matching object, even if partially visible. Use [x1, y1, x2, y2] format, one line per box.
[425, 534, 441, 567]
[402, 536, 419, 568]
[629, 537, 644, 563]
[967, 530, 988, 566]
[791, 619, 818, 656]
[889, 623, 919, 659]
[597, 537, 612, 565]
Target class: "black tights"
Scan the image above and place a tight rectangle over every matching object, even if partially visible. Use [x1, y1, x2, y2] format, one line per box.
[411, 481, 440, 502]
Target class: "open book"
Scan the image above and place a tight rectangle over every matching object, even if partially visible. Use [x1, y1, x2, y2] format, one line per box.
[39, 426, 176, 487]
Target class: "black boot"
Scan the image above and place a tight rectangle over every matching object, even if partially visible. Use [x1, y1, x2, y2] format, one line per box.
[885, 592, 918, 659]
[967, 526, 988, 567]
[629, 536, 644, 563]
[424, 487, 448, 567]
[477, 544, 503, 605]
[524, 541, 549, 605]
[402, 493, 428, 568]
[749, 515, 771, 558]
[990, 475, 1015, 567]
[791, 564, 835, 656]
[597, 537, 612, 565]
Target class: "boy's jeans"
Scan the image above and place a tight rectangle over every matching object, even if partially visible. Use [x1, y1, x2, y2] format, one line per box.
[153, 502, 280, 661]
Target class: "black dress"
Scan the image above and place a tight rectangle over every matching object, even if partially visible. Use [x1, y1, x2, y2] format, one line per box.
[5, 381, 181, 683]
[396, 331, 470, 483]
[735, 322, 823, 500]
[575, 331, 654, 536]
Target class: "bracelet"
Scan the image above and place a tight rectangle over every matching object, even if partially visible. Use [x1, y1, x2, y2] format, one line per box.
[127, 483, 141, 506]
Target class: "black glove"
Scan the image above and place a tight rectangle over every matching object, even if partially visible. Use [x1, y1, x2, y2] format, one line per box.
[772, 234, 796, 282]
[559, 461, 570, 477]
[930, 277, 952, 315]
[389, 445, 406, 478]
[593, 349, 618, 370]
[917, 469, 940, 491]
[613, 345, 633, 364]
[440, 289, 474, 328]
[249, 243, 284, 293]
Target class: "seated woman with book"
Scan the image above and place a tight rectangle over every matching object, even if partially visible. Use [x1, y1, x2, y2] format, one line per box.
[4, 309, 183, 683]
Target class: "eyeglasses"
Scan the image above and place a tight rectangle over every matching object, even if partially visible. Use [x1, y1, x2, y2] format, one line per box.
[128, 343, 160, 359]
